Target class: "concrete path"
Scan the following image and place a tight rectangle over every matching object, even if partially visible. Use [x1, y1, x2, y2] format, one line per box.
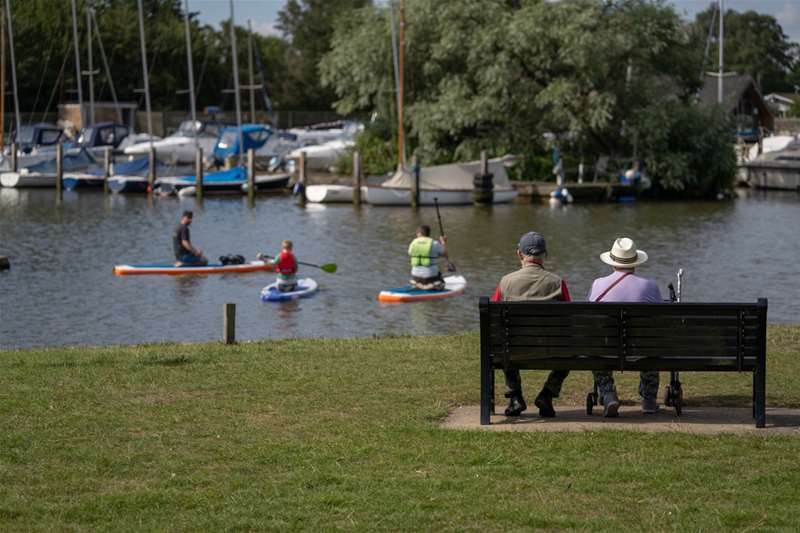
[442, 405, 800, 436]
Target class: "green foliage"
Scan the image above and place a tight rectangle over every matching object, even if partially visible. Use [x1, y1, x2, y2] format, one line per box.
[332, 122, 396, 176]
[276, 0, 372, 110]
[631, 101, 736, 196]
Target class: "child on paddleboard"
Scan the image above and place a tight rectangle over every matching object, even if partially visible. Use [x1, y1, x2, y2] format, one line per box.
[258, 240, 298, 292]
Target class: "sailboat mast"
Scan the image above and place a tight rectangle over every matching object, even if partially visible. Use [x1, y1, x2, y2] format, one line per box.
[1, 6, 5, 150]
[247, 19, 256, 122]
[86, 7, 95, 124]
[5, 0, 20, 139]
[397, 0, 405, 170]
[718, 0, 723, 104]
[70, 0, 84, 128]
[229, 0, 244, 163]
[183, 0, 198, 147]
[136, 0, 154, 146]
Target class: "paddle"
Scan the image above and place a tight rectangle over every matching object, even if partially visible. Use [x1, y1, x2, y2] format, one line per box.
[258, 253, 337, 274]
[433, 197, 457, 272]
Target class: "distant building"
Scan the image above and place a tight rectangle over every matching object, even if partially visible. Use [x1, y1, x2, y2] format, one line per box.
[58, 102, 139, 131]
[699, 72, 773, 132]
[764, 93, 800, 118]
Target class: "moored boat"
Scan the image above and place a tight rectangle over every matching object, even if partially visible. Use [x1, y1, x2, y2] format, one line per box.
[305, 184, 364, 203]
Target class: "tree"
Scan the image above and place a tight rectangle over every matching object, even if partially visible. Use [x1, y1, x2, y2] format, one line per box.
[277, 0, 372, 109]
[322, 0, 734, 196]
[693, 5, 799, 93]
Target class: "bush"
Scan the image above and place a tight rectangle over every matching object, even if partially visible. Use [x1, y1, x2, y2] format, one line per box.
[631, 102, 736, 197]
[332, 123, 397, 176]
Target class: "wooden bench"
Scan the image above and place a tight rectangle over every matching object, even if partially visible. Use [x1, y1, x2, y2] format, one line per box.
[479, 298, 768, 427]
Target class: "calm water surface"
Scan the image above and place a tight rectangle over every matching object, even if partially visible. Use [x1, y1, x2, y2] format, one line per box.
[1, 188, 798, 349]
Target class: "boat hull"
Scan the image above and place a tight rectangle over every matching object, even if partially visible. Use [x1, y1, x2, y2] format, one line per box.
[305, 184, 364, 203]
[364, 187, 517, 205]
[108, 176, 150, 194]
[745, 164, 800, 191]
[0, 172, 57, 188]
[63, 173, 106, 190]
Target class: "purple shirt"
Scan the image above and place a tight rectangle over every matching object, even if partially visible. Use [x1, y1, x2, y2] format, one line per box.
[587, 271, 662, 303]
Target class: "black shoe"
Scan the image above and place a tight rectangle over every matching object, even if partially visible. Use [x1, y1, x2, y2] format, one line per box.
[534, 390, 556, 418]
[504, 393, 527, 416]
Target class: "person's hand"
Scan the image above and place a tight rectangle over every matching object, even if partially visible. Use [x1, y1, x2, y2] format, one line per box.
[440, 235, 448, 244]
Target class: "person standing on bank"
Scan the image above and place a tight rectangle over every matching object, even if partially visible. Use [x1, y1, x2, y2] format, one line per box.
[490, 231, 572, 418]
[408, 225, 448, 290]
[588, 237, 662, 415]
[172, 210, 207, 266]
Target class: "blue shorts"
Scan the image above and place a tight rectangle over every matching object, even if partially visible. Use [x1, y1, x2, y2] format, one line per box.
[178, 253, 204, 264]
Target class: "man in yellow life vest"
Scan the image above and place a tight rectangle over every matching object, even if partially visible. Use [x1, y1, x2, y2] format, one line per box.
[408, 225, 448, 290]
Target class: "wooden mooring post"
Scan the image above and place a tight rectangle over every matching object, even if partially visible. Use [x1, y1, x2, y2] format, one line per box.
[103, 147, 112, 194]
[247, 148, 255, 205]
[298, 150, 307, 206]
[10, 143, 17, 172]
[411, 154, 420, 208]
[55, 143, 63, 201]
[352, 150, 362, 205]
[223, 303, 236, 344]
[472, 149, 494, 205]
[147, 145, 156, 191]
[195, 146, 204, 200]
[0, 256, 9, 270]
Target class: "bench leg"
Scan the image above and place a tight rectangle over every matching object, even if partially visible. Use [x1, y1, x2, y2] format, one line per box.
[490, 366, 496, 415]
[480, 350, 492, 426]
[755, 358, 766, 428]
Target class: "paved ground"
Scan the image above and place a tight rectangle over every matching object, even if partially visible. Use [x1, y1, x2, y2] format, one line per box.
[442, 405, 800, 436]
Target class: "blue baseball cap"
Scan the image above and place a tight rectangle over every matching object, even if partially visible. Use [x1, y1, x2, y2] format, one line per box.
[518, 231, 547, 256]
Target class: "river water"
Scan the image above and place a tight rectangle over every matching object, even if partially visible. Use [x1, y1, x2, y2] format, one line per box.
[1, 187, 798, 349]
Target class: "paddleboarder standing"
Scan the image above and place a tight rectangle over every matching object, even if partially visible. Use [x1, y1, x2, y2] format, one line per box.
[408, 225, 448, 290]
[172, 210, 208, 266]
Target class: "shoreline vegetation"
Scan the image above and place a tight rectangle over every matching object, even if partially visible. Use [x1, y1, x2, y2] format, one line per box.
[1, 327, 799, 529]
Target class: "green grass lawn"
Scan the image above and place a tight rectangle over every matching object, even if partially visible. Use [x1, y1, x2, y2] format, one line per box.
[2, 327, 799, 531]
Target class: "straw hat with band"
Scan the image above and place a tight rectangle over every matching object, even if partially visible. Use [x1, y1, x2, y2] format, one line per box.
[600, 237, 648, 268]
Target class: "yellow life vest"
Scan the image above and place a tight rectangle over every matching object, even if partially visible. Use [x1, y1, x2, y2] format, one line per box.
[409, 237, 434, 267]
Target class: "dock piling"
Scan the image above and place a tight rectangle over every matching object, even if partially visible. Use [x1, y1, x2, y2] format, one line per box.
[103, 147, 111, 194]
[411, 154, 419, 208]
[0, 256, 9, 270]
[195, 146, 204, 200]
[247, 148, 255, 204]
[223, 303, 236, 344]
[472, 149, 494, 205]
[147, 145, 156, 191]
[55, 143, 63, 201]
[298, 151, 307, 206]
[352, 150, 362, 205]
[10, 142, 17, 172]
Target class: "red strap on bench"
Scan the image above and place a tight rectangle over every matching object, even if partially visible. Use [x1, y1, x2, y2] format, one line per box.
[594, 272, 632, 302]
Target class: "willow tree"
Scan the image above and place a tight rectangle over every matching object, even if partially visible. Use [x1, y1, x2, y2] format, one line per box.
[322, 0, 735, 195]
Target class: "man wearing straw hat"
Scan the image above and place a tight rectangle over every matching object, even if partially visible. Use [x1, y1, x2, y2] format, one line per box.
[587, 237, 663, 416]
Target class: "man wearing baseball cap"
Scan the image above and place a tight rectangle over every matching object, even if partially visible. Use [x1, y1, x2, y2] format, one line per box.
[490, 231, 572, 417]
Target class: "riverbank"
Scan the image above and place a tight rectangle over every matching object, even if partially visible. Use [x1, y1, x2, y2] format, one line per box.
[2, 328, 799, 529]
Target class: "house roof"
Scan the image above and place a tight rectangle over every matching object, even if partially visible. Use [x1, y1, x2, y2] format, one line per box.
[765, 92, 800, 105]
[699, 72, 762, 111]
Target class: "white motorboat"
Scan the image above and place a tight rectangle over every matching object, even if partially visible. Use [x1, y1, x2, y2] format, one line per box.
[289, 139, 354, 171]
[363, 156, 519, 205]
[288, 121, 363, 147]
[123, 120, 226, 164]
[744, 140, 800, 190]
[305, 184, 366, 203]
[0, 148, 96, 188]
